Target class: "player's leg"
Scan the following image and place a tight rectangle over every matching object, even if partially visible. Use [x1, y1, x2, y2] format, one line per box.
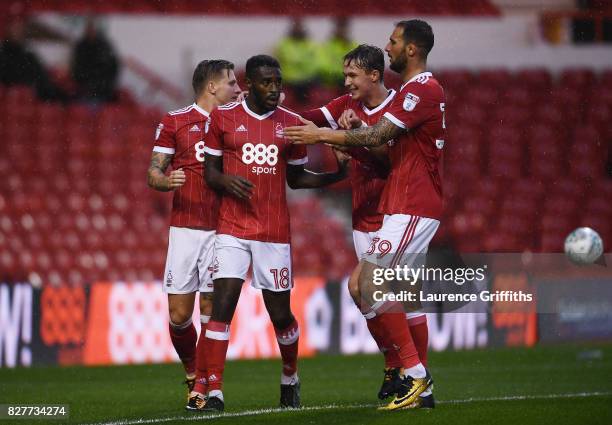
[190, 230, 216, 402]
[406, 312, 434, 407]
[162, 227, 203, 395]
[367, 215, 439, 410]
[191, 235, 250, 412]
[351, 230, 402, 388]
[252, 240, 300, 408]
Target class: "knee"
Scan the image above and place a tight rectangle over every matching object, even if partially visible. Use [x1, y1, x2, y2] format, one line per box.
[269, 309, 295, 330]
[168, 306, 192, 326]
[347, 276, 361, 306]
[199, 293, 213, 317]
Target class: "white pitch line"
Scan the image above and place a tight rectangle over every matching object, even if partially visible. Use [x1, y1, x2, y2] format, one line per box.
[84, 391, 612, 425]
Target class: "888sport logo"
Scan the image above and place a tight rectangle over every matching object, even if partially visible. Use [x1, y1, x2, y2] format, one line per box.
[242, 143, 279, 175]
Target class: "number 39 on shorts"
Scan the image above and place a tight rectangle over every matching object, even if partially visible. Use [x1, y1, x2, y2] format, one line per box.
[366, 238, 393, 258]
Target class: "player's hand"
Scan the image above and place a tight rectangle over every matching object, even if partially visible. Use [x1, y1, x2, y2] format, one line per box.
[338, 109, 363, 130]
[167, 169, 186, 190]
[284, 117, 325, 145]
[332, 147, 351, 164]
[222, 175, 254, 200]
[332, 147, 350, 174]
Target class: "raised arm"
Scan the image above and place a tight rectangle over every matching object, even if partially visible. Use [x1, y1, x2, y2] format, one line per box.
[284, 116, 404, 148]
[147, 151, 186, 192]
[204, 153, 254, 200]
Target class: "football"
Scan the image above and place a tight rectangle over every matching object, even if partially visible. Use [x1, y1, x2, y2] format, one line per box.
[564, 227, 604, 265]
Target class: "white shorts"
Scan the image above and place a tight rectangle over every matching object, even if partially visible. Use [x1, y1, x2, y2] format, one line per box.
[365, 214, 438, 319]
[364, 214, 440, 269]
[352, 229, 377, 260]
[162, 227, 215, 294]
[213, 234, 293, 292]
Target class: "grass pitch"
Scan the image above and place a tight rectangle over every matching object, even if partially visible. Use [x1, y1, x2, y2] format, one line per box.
[1, 343, 611, 425]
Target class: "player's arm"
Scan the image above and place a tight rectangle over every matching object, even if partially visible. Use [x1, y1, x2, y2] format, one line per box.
[284, 116, 404, 148]
[147, 152, 186, 192]
[336, 109, 390, 173]
[204, 153, 254, 200]
[286, 150, 349, 189]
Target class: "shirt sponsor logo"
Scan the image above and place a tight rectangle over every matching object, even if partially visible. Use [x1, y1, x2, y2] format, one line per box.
[403, 93, 420, 112]
[242, 143, 279, 175]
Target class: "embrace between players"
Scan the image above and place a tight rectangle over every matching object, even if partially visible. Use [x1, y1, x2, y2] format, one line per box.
[147, 19, 445, 413]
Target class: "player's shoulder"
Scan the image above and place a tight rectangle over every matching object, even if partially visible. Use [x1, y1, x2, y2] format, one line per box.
[400, 73, 443, 99]
[167, 104, 196, 117]
[276, 105, 302, 120]
[328, 93, 352, 107]
[217, 101, 240, 112]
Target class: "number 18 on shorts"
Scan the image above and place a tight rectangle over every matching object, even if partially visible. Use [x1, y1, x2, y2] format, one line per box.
[213, 234, 293, 291]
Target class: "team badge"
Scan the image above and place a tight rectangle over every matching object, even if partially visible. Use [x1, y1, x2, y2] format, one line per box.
[403, 93, 420, 111]
[155, 123, 164, 140]
[275, 122, 284, 138]
[436, 139, 445, 149]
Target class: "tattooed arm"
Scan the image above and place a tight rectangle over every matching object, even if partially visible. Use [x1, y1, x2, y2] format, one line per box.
[147, 151, 186, 191]
[283, 116, 405, 147]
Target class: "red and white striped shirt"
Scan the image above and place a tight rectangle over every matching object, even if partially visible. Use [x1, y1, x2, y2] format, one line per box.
[203, 101, 307, 243]
[381, 72, 445, 219]
[312, 90, 396, 232]
[153, 103, 219, 230]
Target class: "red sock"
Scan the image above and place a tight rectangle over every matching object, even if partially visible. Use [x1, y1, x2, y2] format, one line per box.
[364, 311, 402, 368]
[408, 315, 428, 367]
[375, 303, 419, 369]
[202, 320, 230, 391]
[169, 319, 197, 375]
[275, 320, 299, 377]
[193, 315, 210, 394]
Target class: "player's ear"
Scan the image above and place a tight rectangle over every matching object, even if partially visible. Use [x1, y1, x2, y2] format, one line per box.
[370, 70, 380, 83]
[207, 80, 217, 95]
[406, 42, 417, 58]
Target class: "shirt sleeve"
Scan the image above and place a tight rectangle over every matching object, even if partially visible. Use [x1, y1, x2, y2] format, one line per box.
[152, 114, 176, 155]
[287, 144, 308, 165]
[383, 84, 429, 130]
[202, 110, 223, 156]
[286, 116, 308, 165]
[318, 94, 350, 129]
[301, 108, 329, 127]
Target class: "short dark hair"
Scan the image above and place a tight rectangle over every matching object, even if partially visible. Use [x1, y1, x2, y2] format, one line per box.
[245, 54, 280, 80]
[343, 44, 385, 82]
[192, 59, 234, 94]
[396, 19, 434, 58]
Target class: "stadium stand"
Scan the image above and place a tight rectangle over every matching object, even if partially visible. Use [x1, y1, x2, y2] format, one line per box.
[0, 0, 500, 16]
[1, 66, 611, 286]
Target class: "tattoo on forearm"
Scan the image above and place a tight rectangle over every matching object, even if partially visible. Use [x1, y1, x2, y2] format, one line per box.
[147, 152, 173, 190]
[344, 117, 403, 147]
[149, 152, 172, 172]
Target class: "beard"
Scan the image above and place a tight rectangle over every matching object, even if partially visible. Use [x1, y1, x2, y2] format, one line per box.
[389, 53, 407, 73]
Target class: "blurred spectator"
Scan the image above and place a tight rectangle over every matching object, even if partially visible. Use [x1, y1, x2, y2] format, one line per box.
[0, 19, 66, 101]
[71, 19, 120, 103]
[317, 17, 358, 87]
[275, 17, 318, 104]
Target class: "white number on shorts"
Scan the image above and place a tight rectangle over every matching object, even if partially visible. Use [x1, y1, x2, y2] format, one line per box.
[242, 143, 278, 166]
[270, 267, 290, 289]
[195, 140, 206, 162]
